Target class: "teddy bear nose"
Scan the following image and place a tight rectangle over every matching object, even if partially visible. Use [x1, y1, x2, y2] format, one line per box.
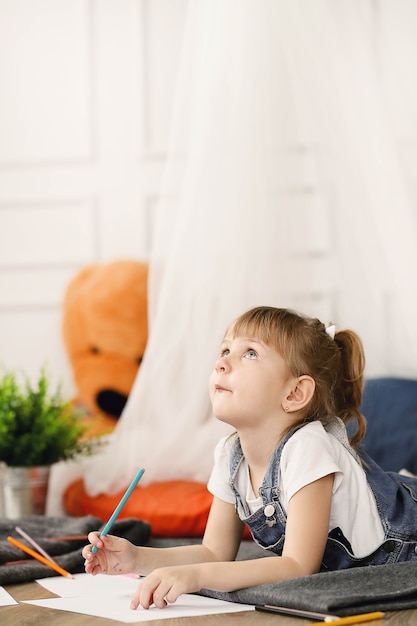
[96, 389, 128, 418]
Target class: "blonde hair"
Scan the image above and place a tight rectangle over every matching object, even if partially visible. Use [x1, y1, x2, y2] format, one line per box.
[230, 306, 366, 447]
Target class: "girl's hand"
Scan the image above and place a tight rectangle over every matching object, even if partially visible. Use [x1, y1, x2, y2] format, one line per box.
[82, 532, 138, 576]
[131, 564, 202, 610]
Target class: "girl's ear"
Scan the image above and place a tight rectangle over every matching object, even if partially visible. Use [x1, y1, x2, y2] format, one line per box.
[284, 375, 315, 413]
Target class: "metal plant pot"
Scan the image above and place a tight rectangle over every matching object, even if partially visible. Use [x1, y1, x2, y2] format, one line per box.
[0, 463, 50, 518]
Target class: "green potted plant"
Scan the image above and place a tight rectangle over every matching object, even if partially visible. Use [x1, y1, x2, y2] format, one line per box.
[0, 368, 99, 518]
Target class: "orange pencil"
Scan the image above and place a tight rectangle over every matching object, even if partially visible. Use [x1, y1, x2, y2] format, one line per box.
[7, 536, 74, 579]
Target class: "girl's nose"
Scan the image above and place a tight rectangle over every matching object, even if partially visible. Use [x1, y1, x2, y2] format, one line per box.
[216, 358, 227, 373]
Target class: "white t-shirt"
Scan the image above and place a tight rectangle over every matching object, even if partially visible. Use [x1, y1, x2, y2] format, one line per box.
[207, 420, 385, 558]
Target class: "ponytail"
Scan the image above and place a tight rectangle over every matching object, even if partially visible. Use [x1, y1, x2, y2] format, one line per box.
[333, 329, 366, 447]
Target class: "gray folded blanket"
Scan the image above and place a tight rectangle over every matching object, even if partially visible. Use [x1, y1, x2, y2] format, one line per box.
[200, 560, 417, 616]
[0, 515, 151, 585]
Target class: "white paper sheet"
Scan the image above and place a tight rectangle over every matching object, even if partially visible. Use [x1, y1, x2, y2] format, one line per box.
[0, 585, 18, 606]
[36, 572, 141, 597]
[24, 593, 253, 623]
[22, 573, 254, 623]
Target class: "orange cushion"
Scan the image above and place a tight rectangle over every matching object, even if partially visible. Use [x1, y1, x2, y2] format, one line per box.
[64, 479, 214, 537]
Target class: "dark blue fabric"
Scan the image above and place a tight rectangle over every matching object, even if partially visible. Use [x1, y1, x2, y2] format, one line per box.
[357, 377, 417, 474]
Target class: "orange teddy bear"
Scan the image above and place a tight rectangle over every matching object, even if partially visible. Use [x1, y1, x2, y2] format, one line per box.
[62, 259, 148, 432]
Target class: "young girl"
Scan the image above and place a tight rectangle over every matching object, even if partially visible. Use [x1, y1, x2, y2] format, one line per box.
[83, 306, 417, 610]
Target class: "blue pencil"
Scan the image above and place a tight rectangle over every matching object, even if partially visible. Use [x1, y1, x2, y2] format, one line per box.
[91, 468, 145, 555]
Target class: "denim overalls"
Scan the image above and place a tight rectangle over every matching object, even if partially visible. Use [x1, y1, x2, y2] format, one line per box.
[228, 424, 417, 571]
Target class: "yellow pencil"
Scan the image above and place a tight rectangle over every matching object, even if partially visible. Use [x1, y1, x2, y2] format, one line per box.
[310, 610, 385, 625]
[7, 535, 74, 579]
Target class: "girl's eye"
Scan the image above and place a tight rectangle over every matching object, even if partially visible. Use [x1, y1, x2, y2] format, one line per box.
[221, 348, 230, 357]
[245, 349, 258, 359]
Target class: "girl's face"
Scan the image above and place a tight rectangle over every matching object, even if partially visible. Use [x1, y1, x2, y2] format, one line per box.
[209, 330, 295, 430]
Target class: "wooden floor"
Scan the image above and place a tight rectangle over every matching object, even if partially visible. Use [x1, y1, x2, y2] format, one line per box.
[3, 580, 417, 626]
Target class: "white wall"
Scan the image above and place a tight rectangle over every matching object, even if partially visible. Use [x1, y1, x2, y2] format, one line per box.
[0, 1, 416, 395]
[0, 0, 187, 394]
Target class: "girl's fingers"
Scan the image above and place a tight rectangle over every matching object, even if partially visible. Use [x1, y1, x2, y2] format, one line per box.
[130, 589, 141, 610]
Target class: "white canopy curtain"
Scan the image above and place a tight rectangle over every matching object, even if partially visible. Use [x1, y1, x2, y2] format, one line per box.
[81, 0, 417, 496]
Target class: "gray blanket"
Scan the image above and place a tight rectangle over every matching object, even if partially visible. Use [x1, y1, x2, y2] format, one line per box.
[200, 560, 417, 617]
[0, 515, 151, 585]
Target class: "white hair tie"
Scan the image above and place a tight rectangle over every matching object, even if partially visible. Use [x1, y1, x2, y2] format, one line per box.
[325, 324, 336, 340]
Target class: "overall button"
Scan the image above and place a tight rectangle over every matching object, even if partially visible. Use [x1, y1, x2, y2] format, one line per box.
[414, 545, 417, 555]
[263, 504, 275, 517]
